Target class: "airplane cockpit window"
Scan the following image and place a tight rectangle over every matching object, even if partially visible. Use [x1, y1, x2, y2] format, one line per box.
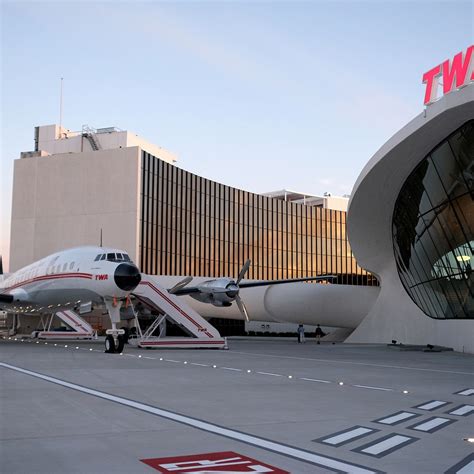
[104, 252, 133, 262]
[62, 263, 68, 272]
[100, 254, 106, 261]
[70, 262, 74, 270]
[94, 254, 102, 261]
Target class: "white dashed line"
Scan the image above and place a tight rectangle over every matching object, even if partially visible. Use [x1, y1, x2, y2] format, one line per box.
[220, 367, 242, 372]
[143, 356, 155, 360]
[191, 363, 209, 367]
[257, 371, 283, 377]
[164, 359, 181, 363]
[300, 377, 331, 384]
[353, 385, 393, 392]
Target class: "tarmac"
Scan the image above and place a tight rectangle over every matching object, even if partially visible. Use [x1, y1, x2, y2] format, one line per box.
[1, 337, 473, 473]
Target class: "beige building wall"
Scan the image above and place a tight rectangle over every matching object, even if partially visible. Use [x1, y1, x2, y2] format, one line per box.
[10, 147, 141, 271]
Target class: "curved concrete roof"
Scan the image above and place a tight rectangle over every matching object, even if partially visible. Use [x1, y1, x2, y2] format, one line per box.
[347, 84, 474, 277]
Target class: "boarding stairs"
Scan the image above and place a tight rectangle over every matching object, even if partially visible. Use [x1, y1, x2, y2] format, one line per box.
[37, 310, 95, 339]
[0, 311, 16, 337]
[131, 275, 227, 349]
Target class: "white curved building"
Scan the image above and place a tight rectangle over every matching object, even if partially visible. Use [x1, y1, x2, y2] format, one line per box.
[346, 81, 473, 353]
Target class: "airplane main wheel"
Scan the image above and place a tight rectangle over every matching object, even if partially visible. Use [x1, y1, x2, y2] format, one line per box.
[105, 335, 116, 353]
[115, 335, 125, 354]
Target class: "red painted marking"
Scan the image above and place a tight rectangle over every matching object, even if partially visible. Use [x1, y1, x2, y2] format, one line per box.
[141, 451, 289, 473]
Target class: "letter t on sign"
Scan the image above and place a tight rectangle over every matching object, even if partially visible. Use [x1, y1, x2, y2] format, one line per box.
[422, 64, 442, 105]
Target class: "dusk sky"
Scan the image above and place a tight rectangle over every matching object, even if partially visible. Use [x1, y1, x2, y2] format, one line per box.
[1, 1, 473, 271]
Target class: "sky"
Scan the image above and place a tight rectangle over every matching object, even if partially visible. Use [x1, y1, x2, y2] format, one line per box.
[1, 0, 473, 271]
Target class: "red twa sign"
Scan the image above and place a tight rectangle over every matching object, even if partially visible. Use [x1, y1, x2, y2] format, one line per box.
[141, 451, 289, 473]
[422, 45, 474, 105]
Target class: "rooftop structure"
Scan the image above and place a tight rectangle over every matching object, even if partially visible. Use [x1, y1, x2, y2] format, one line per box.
[21, 124, 177, 164]
[263, 189, 349, 211]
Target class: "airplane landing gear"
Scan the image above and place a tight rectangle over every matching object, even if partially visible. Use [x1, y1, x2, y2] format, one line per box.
[104, 298, 125, 354]
[105, 335, 116, 353]
[104, 334, 125, 353]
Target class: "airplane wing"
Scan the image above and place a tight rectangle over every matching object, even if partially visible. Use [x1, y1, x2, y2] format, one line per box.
[172, 275, 336, 295]
[238, 275, 337, 288]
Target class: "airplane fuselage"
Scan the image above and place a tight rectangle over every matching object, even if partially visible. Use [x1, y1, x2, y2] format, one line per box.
[0, 246, 141, 314]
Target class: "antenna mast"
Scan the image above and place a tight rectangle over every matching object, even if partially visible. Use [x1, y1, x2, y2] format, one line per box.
[59, 77, 64, 138]
[100, 228, 103, 247]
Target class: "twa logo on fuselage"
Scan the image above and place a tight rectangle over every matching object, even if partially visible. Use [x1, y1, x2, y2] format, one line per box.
[95, 274, 108, 281]
[141, 451, 289, 473]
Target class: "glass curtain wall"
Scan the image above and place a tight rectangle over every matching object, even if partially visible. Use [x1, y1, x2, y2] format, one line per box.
[393, 120, 473, 319]
[139, 151, 377, 286]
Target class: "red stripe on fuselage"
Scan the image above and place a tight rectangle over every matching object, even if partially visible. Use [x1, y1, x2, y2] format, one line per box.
[1, 273, 93, 294]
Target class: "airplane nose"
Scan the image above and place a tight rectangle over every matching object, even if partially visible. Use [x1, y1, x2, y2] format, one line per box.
[114, 263, 141, 291]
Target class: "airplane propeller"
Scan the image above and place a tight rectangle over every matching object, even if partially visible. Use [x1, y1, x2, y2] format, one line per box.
[235, 293, 250, 322]
[168, 276, 194, 294]
[234, 260, 251, 322]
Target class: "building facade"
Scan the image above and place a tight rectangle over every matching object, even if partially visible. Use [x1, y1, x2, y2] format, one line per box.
[139, 151, 377, 285]
[11, 125, 377, 292]
[347, 80, 473, 352]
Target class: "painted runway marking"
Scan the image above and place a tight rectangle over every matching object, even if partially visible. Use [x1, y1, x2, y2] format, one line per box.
[220, 367, 242, 372]
[408, 417, 455, 433]
[190, 363, 209, 367]
[230, 350, 474, 376]
[257, 371, 283, 377]
[353, 385, 393, 392]
[445, 453, 474, 474]
[447, 405, 474, 416]
[455, 388, 474, 396]
[353, 434, 417, 458]
[143, 356, 155, 360]
[374, 411, 419, 425]
[0, 362, 381, 474]
[314, 426, 377, 447]
[300, 377, 331, 383]
[164, 359, 181, 363]
[414, 400, 449, 411]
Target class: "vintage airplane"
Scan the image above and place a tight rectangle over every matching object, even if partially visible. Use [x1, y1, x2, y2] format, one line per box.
[0, 246, 141, 353]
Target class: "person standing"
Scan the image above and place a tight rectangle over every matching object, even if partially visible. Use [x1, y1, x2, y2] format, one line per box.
[297, 324, 305, 343]
[315, 324, 325, 344]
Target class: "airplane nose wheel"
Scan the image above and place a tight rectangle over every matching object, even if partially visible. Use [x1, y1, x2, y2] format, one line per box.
[105, 334, 125, 353]
[105, 335, 116, 353]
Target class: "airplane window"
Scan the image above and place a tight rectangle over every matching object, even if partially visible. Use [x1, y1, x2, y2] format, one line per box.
[100, 254, 106, 261]
[94, 254, 101, 261]
[107, 253, 116, 261]
[123, 254, 131, 262]
[116, 253, 123, 260]
[70, 262, 74, 270]
[62, 263, 68, 272]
